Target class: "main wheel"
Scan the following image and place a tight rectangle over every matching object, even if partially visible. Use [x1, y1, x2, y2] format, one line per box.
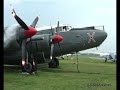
[54, 58, 59, 67]
[21, 61, 33, 74]
[48, 58, 59, 68]
[24, 62, 33, 73]
[48, 60, 56, 68]
[28, 54, 38, 73]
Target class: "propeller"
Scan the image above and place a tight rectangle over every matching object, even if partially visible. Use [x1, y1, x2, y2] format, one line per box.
[10, 5, 39, 67]
[49, 21, 63, 61]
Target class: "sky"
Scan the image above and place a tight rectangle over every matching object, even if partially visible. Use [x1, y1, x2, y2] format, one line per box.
[4, 0, 116, 53]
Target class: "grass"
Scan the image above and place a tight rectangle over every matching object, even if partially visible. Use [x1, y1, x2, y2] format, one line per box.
[4, 55, 116, 90]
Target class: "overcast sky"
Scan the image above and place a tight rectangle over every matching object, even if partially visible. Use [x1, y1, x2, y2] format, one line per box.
[4, 0, 116, 53]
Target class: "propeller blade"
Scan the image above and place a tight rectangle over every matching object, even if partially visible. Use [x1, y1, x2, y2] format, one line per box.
[50, 26, 54, 35]
[56, 21, 60, 34]
[10, 4, 29, 30]
[57, 21, 59, 27]
[21, 39, 28, 66]
[50, 43, 54, 60]
[31, 16, 39, 27]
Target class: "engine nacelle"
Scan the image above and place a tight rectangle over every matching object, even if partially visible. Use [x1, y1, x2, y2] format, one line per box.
[26, 34, 50, 53]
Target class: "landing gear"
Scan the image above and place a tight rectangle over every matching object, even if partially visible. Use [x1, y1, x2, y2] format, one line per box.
[32, 59, 37, 73]
[48, 58, 59, 68]
[21, 55, 37, 74]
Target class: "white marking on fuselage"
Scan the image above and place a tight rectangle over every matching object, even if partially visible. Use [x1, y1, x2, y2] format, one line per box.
[87, 32, 96, 43]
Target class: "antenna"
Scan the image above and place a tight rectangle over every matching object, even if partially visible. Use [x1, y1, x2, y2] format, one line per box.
[103, 25, 105, 31]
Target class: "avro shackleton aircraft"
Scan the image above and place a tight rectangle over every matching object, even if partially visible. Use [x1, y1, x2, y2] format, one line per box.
[4, 5, 107, 73]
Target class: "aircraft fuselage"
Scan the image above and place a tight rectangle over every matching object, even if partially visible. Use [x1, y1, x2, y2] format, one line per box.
[4, 28, 107, 65]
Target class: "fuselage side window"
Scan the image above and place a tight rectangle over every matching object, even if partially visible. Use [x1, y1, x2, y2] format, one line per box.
[63, 26, 67, 31]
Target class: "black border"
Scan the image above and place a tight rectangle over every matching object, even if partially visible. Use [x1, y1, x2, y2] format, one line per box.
[1, 0, 3, 90]
[117, 0, 119, 89]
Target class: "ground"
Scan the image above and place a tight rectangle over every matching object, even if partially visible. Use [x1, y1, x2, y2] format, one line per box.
[4, 54, 116, 90]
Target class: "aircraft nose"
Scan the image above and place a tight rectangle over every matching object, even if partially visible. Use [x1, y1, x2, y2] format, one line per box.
[95, 30, 107, 46]
[102, 31, 107, 40]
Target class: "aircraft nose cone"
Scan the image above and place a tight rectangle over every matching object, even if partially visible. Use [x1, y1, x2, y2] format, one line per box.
[95, 30, 108, 46]
[102, 31, 108, 40]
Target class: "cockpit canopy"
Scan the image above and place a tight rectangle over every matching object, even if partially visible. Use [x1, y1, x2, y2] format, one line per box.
[36, 24, 72, 33]
[62, 25, 72, 31]
[56, 25, 72, 32]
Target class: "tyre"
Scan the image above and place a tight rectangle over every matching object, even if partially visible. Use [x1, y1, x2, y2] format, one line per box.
[24, 62, 33, 73]
[48, 60, 56, 68]
[54, 58, 59, 67]
[48, 58, 59, 68]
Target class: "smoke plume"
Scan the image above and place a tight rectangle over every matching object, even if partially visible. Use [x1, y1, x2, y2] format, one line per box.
[4, 24, 20, 48]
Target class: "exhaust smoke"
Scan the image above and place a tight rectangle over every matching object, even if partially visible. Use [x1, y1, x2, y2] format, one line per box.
[4, 24, 20, 48]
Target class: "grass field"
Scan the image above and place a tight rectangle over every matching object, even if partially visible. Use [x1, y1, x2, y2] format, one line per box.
[4, 55, 116, 90]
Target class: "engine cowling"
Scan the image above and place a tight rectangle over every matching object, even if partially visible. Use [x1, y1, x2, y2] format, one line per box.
[26, 34, 50, 53]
